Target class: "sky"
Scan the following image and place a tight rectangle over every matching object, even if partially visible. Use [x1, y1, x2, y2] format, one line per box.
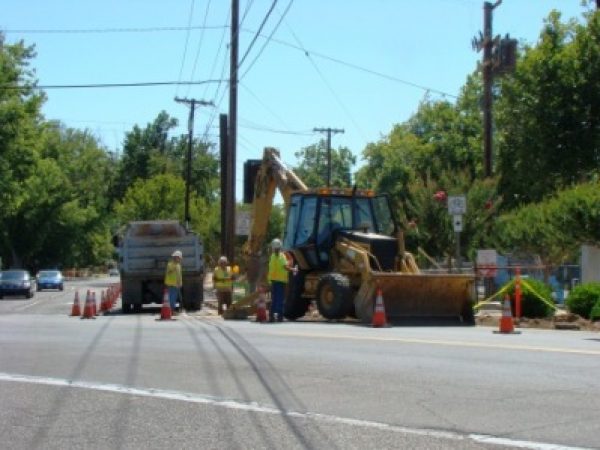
[1, 0, 588, 198]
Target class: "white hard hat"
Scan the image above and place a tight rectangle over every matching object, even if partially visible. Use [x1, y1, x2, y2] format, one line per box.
[218, 256, 228, 264]
[172, 250, 183, 258]
[271, 238, 282, 249]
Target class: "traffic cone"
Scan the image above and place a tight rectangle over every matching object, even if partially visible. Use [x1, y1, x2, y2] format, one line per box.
[372, 287, 387, 328]
[494, 295, 521, 334]
[81, 290, 95, 320]
[92, 291, 98, 316]
[70, 291, 81, 317]
[158, 289, 173, 321]
[99, 290, 107, 313]
[255, 288, 267, 323]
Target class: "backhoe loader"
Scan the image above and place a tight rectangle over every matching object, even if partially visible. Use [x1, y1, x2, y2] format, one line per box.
[224, 147, 475, 324]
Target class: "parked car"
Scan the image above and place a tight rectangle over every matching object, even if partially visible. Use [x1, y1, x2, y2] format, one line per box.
[108, 268, 119, 277]
[0, 270, 36, 299]
[36, 270, 64, 291]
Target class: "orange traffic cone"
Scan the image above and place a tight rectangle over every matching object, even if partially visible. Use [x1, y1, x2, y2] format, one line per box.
[255, 288, 267, 323]
[372, 287, 387, 327]
[81, 290, 96, 320]
[99, 290, 107, 313]
[70, 291, 81, 317]
[158, 289, 173, 321]
[494, 295, 521, 334]
[92, 291, 98, 316]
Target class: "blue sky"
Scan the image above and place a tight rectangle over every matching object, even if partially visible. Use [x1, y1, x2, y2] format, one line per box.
[1, 0, 588, 194]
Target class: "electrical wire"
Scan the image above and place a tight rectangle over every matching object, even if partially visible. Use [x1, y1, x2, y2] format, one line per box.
[239, 81, 289, 129]
[3, 25, 226, 33]
[175, 0, 196, 97]
[237, 0, 278, 70]
[239, 0, 294, 81]
[184, 0, 213, 97]
[0, 80, 225, 90]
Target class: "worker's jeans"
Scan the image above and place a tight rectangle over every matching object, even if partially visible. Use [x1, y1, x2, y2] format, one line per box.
[168, 286, 179, 310]
[270, 281, 286, 320]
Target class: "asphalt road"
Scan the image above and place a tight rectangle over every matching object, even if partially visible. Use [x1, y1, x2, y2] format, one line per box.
[1, 277, 599, 449]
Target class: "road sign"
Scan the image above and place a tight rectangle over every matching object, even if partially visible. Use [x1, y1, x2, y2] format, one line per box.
[477, 249, 498, 278]
[453, 215, 463, 232]
[236, 211, 251, 236]
[448, 195, 467, 215]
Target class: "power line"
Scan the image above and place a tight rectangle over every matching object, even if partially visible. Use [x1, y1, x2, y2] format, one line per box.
[184, 0, 213, 97]
[240, 28, 459, 99]
[239, 0, 294, 81]
[3, 25, 227, 34]
[237, 0, 278, 69]
[175, 0, 197, 97]
[0, 80, 225, 90]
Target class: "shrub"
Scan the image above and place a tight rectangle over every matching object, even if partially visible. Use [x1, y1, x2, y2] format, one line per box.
[566, 283, 600, 319]
[505, 277, 554, 318]
[590, 299, 600, 321]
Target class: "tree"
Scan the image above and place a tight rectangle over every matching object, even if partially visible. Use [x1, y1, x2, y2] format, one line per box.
[293, 140, 356, 188]
[496, 9, 600, 208]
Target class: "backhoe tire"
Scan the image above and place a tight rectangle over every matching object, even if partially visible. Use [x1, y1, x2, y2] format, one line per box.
[284, 271, 308, 321]
[317, 273, 351, 320]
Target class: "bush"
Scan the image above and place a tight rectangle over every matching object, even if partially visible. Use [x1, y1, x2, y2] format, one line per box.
[505, 277, 554, 318]
[566, 283, 600, 319]
[590, 300, 600, 321]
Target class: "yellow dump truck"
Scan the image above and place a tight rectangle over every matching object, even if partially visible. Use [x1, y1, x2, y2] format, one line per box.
[227, 147, 475, 324]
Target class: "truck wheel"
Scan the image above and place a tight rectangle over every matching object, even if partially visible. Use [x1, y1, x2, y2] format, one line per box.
[122, 301, 133, 314]
[316, 273, 351, 320]
[284, 271, 308, 321]
[184, 282, 203, 311]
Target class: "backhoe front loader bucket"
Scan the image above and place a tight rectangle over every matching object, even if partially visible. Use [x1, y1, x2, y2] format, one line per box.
[222, 291, 261, 320]
[354, 272, 476, 325]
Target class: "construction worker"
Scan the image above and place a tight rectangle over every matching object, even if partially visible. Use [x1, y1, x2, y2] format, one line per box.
[213, 256, 233, 315]
[164, 250, 183, 312]
[268, 238, 295, 322]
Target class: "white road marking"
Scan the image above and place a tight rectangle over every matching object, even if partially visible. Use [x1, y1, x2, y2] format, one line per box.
[0, 372, 592, 450]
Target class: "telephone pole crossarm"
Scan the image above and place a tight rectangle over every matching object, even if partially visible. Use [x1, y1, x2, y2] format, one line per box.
[313, 127, 345, 187]
[174, 97, 215, 229]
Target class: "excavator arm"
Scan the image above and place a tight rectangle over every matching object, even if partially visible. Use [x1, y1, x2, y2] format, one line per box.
[243, 147, 307, 259]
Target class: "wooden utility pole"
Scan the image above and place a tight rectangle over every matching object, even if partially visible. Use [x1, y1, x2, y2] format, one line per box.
[471, 1, 503, 178]
[219, 114, 229, 257]
[313, 127, 344, 187]
[174, 97, 214, 229]
[226, 0, 239, 262]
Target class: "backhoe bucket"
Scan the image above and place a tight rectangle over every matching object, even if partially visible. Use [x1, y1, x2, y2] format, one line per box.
[354, 272, 476, 325]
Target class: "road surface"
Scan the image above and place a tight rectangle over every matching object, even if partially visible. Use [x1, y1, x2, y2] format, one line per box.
[1, 277, 599, 449]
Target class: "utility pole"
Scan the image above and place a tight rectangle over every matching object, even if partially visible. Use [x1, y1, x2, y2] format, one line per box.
[174, 97, 214, 230]
[313, 127, 344, 187]
[472, 1, 502, 178]
[482, 1, 501, 178]
[227, 0, 239, 263]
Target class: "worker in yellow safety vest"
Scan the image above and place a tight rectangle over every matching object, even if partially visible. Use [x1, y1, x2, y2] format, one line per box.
[268, 238, 296, 322]
[213, 256, 233, 315]
[164, 250, 183, 312]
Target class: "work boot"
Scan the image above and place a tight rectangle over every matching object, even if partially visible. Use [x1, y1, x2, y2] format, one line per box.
[277, 316, 283, 322]
[268, 315, 275, 323]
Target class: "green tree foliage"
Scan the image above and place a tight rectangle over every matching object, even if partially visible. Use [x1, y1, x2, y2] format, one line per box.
[493, 181, 600, 269]
[114, 174, 220, 260]
[496, 9, 600, 207]
[293, 139, 356, 188]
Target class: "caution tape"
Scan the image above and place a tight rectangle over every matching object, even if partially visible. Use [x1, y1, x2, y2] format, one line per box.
[520, 279, 559, 311]
[473, 280, 514, 310]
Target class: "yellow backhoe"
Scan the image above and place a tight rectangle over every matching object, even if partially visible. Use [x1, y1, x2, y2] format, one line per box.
[224, 147, 475, 324]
